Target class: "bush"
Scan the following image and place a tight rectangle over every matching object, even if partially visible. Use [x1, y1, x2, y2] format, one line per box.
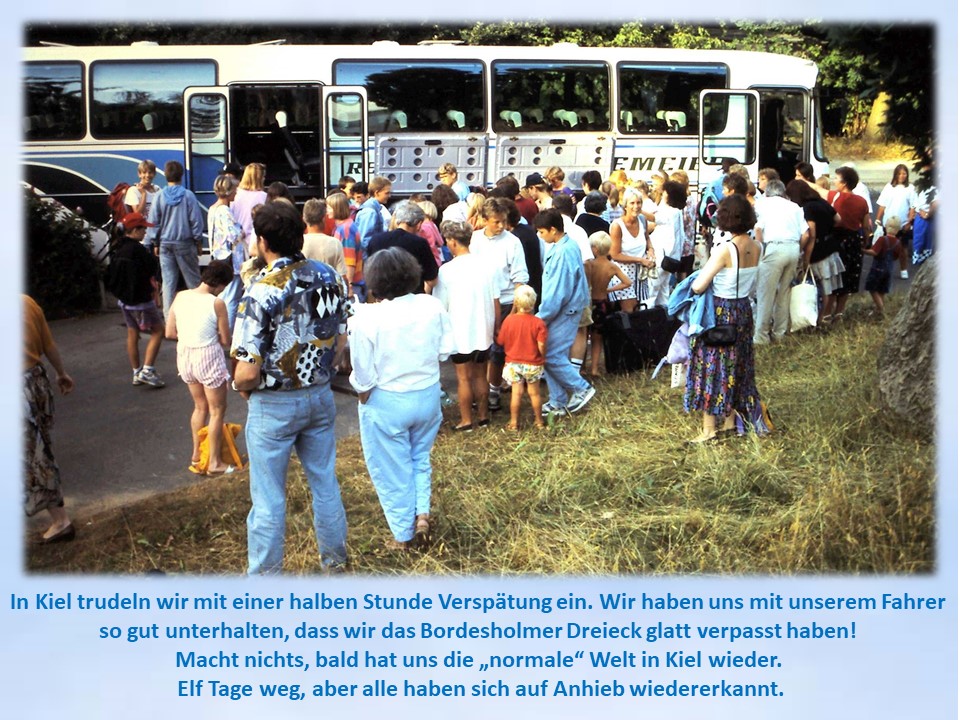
[25, 187, 103, 318]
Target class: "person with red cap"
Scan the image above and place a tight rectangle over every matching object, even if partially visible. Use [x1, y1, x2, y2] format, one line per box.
[104, 212, 166, 387]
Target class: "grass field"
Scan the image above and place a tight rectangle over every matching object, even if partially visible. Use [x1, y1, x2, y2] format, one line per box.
[27, 293, 933, 576]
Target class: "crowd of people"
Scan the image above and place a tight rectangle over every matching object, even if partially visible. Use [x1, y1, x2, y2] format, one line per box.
[24, 155, 936, 570]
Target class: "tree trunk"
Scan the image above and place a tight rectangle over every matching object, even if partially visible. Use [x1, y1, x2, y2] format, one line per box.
[864, 91, 891, 141]
[877, 256, 935, 438]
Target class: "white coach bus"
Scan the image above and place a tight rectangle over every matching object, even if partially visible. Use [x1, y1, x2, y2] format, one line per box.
[23, 39, 829, 222]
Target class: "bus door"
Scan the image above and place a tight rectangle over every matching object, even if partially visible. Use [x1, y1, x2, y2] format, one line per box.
[494, 132, 615, 191]
[187, 83, 367, 204]
[698, 89, 759, 183]
[184, 86, 230, 210]
[374, 130, 487, 197]
[755, 88, 809, 181]
[323, 86, 368, 191]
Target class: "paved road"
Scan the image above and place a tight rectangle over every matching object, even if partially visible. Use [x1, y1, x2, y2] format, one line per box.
[34, 307, 367, 523]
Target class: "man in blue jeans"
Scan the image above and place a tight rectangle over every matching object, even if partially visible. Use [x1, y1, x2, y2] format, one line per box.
[231, 201, 350, 574]
[533, 208, 595, 416]
[145, 160, 204, 319]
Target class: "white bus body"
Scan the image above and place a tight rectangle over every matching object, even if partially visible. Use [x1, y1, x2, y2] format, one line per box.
[23, 41, 829, 223]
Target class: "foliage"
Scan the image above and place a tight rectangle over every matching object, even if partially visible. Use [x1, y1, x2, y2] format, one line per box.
[28, 294, 934, 575]
[25, 188, 102, 318]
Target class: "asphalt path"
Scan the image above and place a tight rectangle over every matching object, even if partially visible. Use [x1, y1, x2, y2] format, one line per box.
[34, 159, 908, 528]
[35, 308, 365, 522]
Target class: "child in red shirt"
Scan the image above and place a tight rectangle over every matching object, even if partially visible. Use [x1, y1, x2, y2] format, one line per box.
[496, 285, 548, 430]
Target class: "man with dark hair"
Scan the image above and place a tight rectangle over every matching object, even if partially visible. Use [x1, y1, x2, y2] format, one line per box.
[577, 170, 603, 216]
[145, 160, 204, 318]
[533, 208, 594, 416]
[576, 191, 611, 237]
[367, 201, 439, 293]
[231, 200, 350, 575]
[498, 174, 537, 225]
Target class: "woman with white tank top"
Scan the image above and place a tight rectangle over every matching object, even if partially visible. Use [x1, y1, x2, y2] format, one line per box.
[607, 188, 655, 313]
[684, 195, 764, 443]
[165, 260, 235, 475]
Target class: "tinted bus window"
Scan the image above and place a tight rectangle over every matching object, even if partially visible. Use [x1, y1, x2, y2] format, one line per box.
[618, 63, 726, 134]
[493, 61, 609, 132]
[91, 60, 216, 139]
[334, 61, 484, 133]
[24, 62, 84, 140]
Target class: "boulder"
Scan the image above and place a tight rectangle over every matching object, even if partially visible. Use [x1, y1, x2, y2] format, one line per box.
[877, 256, 936, 438]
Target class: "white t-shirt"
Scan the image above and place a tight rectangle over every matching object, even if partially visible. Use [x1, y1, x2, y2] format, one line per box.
[562, 216, 592, 262]
[470, 229, 529, 304]
[124, 185, 157, 217]
[650, 204, 684, 260]
[433, 253, 498, 354]
[755, 196, 807, 245]
[877, 183, 915, 224]
[348, 293, 454, 394]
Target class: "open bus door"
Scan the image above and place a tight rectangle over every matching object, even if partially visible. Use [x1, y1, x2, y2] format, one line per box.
[185, 83, 368, 205]
[698, 89, 759, 185]
[184, 86, 230, 210]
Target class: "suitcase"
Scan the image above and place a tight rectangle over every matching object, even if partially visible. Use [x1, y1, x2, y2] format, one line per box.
[603, 305, 681, 374]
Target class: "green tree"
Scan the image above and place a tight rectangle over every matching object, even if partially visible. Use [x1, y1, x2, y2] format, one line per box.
[26, 188, 102, 318]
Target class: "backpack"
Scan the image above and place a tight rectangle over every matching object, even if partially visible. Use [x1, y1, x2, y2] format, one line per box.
[106, 182, 131, 224]
[697, 186, 720, 228]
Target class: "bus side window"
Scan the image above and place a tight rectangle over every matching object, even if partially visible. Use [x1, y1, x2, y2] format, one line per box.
[24, 61, 84, 141]
[493, 60, 609, 133]
[618, 62, 726, 135]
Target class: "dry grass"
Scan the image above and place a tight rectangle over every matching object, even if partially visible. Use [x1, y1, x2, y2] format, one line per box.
[823, 137, 917, 163]
[27, 293, 933, 576]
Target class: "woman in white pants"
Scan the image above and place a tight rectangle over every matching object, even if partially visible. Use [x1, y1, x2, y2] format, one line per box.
[752, 179, 810, 344]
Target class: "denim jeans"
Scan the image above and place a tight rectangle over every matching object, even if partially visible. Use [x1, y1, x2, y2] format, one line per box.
[245, 383, 347, 574]
[542, 309, 589, 407]
[159, 244, 201, 319]
[222, 273, 244, 333]
[358, 383, 441, 542]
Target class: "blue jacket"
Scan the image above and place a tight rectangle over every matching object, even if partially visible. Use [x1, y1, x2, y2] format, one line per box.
[355, 197, 385, 255]
[536, 235, 589, 326]
[145, 185, 204, 249]
[667, 270, 715, 336]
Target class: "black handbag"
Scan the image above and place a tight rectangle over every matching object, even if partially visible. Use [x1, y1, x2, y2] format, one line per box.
[660, 255, 682, 274]
[701, 242, 739, 347]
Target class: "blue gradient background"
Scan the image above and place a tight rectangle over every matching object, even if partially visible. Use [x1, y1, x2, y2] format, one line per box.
[4, 5, 956, 718]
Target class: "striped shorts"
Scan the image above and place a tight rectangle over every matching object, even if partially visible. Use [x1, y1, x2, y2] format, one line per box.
[177, 343, 230, 389]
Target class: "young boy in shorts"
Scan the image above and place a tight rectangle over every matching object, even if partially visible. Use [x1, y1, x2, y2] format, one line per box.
[105, 212, 166, 387]
[584, 231, 631, 377]
[497, 285, 547, 430]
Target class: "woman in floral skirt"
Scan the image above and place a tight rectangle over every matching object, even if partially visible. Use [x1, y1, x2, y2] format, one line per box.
[684, 195, 763, 443]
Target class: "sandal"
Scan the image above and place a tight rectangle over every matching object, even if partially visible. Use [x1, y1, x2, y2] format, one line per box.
[414, 514, 431, 547]
[206, 465, 237, 476]
[687, 432, 719, 445]
[384, 538, 411, 552]
[188, 462, 206, 475]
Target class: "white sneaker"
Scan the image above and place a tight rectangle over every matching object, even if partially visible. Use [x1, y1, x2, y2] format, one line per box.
[136, 368, 165, 388]
[566, 385, 596, 413]
[540, 401, 566, 416]
[900, 270, 909, 279]
[132, 370, 144, 386]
